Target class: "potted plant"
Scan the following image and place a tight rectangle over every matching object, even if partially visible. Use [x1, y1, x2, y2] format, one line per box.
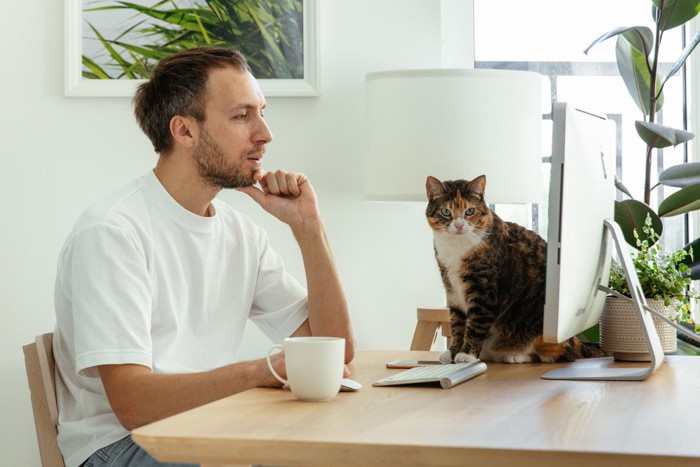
[585, 0, 700, 263]
[584, 1, 700, 353]
[601, 215, 699, 359]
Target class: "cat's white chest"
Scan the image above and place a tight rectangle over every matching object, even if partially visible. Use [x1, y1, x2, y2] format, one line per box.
[433, 231, 484, 310]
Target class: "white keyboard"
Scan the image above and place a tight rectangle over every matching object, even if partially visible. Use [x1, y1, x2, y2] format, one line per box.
[373, 361, 487, 389]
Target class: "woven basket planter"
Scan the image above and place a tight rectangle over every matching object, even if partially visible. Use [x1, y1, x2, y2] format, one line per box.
[600, 297, 677, 361]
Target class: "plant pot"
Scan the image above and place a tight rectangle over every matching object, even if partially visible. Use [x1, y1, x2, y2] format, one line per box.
[599, 297, 677, 361]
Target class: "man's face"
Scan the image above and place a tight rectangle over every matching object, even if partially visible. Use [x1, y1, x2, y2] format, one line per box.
[193, 66, 272, 189]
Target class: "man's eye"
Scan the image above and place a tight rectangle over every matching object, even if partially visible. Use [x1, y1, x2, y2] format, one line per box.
[465, 207, 476, 216]
[236, 114, 248, 120]
[439, 208, 452, 218]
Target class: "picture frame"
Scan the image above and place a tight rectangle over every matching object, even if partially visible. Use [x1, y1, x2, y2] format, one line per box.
[64, 0, 319, 97]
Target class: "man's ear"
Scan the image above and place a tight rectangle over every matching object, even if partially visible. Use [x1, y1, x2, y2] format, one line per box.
[170, 115, 197, 149]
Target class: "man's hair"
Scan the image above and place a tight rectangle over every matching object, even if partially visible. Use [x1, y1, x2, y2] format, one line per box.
[133, 47, 251, 154]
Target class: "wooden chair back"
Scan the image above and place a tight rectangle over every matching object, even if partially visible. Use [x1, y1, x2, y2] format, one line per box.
[23, 333, 65, 467]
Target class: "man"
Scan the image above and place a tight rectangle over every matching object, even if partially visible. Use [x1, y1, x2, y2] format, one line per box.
[53, 47, 355, 467]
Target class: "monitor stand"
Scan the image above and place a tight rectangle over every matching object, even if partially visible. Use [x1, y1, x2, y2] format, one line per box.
[542, 219, 664, 381]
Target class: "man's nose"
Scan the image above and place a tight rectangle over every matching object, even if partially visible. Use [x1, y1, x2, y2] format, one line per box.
[256, 118, 273, 144]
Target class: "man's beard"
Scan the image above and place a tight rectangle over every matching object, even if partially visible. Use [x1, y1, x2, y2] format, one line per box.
[194, 127, 260, 189]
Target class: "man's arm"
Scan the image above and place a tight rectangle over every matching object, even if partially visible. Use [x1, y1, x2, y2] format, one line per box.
[98, 352, 287, 431]
[237, 170, 356, 362]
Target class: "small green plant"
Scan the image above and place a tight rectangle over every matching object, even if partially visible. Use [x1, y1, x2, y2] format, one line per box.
[609, 215, 698, 323]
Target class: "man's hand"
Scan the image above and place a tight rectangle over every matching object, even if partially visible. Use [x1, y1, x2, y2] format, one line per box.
[237, 169, 320, 230]
[257, 350, 288, 388]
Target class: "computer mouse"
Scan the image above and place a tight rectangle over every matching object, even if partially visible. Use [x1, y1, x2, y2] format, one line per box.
[340, 378, 362, 392]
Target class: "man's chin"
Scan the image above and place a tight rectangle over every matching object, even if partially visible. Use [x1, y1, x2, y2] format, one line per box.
[198, 164, 258, 190]
[220, 175, 256, 190]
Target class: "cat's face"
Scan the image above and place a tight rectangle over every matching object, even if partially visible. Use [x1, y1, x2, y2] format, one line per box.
[425, 175, 491, 235]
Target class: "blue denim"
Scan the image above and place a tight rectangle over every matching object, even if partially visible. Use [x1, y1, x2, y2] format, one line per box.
[82, 435, 198, 467]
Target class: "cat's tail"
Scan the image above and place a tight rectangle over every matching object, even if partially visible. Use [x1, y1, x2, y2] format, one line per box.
[535, 336, 608, 362]
[571, 337, 609, 359]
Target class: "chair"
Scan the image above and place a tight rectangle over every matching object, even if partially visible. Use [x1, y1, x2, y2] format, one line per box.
[410, 307, 452, 350]
[23, 333, 65, 467]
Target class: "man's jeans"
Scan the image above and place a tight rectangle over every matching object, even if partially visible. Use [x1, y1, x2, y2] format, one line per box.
[82, 435, 198, 467]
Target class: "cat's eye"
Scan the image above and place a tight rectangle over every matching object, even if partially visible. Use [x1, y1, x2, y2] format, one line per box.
[439, 207, 452, 218]
[465, 207, 476, 216]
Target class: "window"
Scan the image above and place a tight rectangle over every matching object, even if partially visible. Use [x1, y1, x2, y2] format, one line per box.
[474, 0, 690, 251]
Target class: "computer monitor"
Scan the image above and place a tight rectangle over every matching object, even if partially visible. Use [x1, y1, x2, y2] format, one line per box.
[541, 102, 664, 381]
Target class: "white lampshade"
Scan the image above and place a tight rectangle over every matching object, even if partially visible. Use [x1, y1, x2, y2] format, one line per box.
[364, 69, 542, 203]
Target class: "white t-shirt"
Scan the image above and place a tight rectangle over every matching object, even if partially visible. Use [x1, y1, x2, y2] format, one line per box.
[53, 171, 308, 467]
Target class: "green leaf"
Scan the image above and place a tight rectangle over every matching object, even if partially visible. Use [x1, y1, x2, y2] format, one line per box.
[584, 26, 653, 57]
[86, 22, 137, 78]
[614, 199, 662, 247]
[635, 121, 694, 148]
[652, 0, 700, 31]
[659, 162, 700, 187]
[616, 34, 662, 116]
[658, 183, 700, 217]
[81, 56, 111, 79]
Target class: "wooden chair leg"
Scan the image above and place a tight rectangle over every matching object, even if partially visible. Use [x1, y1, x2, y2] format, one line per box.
[411, 321, 440, 350]
[412, 308, 451, 351]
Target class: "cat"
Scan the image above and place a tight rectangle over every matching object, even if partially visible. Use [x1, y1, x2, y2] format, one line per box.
[426, 174, 605, 364]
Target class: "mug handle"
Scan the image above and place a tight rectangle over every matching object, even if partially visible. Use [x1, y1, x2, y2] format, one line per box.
[266, 344, 287, 385]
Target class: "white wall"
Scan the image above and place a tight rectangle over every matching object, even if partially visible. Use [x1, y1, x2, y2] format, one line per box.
[1, 0, 472, 464]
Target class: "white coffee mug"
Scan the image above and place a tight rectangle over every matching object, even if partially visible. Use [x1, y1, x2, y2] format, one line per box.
[266, 336, 345, 401]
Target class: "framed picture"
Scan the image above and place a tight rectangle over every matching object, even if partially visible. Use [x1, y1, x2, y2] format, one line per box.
[64, 0, 318, 97]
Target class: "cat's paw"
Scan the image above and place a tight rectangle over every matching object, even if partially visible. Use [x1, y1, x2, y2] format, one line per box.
[439, 350, 454, 363]
[454, 352, 478, 364]
[502, 353, 533, 364]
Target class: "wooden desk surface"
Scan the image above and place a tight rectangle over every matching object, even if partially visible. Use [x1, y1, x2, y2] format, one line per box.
[132, 351, 700, 467]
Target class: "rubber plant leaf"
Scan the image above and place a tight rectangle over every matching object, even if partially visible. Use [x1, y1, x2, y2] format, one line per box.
[659, 162, 700, 187]
[658, 183, 700, 217]
[614, 199, 663, 247]
[635, 121, 694, 148]
[583, 26, 653, 57]
[652, 0, 700, 31]
[616, 34, 662, 116]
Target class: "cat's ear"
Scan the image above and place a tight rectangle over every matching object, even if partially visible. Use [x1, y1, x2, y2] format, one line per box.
[426, 176, 446, 200]
[470, 175, 487, 198]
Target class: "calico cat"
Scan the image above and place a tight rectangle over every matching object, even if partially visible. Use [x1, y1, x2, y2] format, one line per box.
[426, 175, 604, 364]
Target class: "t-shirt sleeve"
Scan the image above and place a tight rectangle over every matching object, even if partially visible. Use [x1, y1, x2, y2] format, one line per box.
[67, 223, 153, 377]
[248, 230, 309, 343]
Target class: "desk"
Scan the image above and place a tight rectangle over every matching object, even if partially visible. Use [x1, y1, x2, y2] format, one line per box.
[132, 351, 700, 467]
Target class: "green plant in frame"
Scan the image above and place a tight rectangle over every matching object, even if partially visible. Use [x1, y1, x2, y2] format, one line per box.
[81, 0, 303, 81]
